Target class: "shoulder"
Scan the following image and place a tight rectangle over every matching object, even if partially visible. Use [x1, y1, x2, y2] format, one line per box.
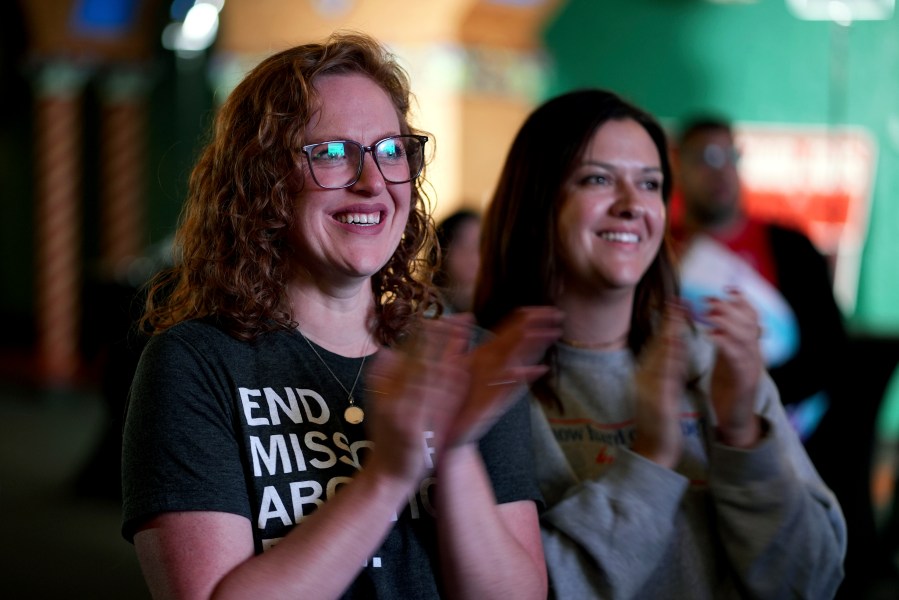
[144, 320, 223, 352]
[153, 319, 240, 347]
[764, 224, 833, 282]
[147, 320, 291, 360]
[139, 322, 224, 372]
[138, 321, 300, 389]
[766, 223, 819, 253]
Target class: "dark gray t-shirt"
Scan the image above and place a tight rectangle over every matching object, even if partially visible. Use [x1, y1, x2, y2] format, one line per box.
[122, 319, 540, 599]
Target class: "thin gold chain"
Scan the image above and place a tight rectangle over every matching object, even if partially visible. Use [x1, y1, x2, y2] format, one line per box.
[298, 331, 366, 406]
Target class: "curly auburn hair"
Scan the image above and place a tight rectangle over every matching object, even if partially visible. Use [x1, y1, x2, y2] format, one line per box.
[141, 31, 438, 346]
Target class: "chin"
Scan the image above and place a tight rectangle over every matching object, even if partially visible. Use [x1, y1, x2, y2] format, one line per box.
[353, 262, 388, 279]
[601, 271, 646, 291]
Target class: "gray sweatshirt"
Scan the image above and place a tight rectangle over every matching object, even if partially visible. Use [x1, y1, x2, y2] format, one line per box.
[531, 335, 846, 600]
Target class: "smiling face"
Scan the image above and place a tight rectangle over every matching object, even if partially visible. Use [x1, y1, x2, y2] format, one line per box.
[556, 118, 666, 299]
[290, 73, 411, 285]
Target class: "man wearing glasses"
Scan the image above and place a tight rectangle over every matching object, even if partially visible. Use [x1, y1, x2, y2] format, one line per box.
[671, 115, 856, 595]
[671, 116, 848, 438]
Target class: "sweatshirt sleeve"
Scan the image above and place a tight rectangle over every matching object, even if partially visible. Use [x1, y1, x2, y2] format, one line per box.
[539, 444, 689, 599]
[708, 375, 847, 599]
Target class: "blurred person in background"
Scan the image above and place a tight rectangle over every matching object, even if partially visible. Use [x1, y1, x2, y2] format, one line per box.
[672, 116, 870, 598]
[475, 89, 846, 599]
[121, 31, 561, 599]
[433, 209, 482, 314]
[671, 116, 849, 443]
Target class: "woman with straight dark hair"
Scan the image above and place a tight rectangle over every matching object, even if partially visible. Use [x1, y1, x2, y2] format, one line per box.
[475, 88, 846, 599]
[122, 31, 560, 599]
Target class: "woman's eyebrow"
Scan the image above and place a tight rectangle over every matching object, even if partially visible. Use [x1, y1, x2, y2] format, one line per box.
[581, 160, 662, 173]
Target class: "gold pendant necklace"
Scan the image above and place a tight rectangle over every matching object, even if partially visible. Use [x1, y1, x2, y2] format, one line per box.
[298, 330, 367, 425]
[560, 332, 628, 350]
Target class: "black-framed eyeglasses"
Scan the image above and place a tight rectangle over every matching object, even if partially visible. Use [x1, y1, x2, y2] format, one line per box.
[301, 134, 428, 189]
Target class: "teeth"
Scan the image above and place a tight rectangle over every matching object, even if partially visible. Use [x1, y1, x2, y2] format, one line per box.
[599, 231, 639, 243]
[336, 212, 381, 225]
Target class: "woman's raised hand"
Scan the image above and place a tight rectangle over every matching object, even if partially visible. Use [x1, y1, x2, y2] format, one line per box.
[703, 288, 764, 448]
[362, 318, 472, 486]
[446, 306, 563, 448]
[363, 307, 562, 481]
[632, 303, 690, 468]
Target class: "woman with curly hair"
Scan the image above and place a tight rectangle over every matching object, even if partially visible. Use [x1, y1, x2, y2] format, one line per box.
[475, 89, 846, 599]
[122, 31, 560, 599]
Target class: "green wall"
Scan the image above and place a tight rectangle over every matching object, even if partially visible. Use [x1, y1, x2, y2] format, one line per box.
[544, 0, 899, 333]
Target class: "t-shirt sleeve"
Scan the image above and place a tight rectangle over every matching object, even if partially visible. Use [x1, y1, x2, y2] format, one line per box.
[121, 328, 250, 542]
[477, 393, 542, 507]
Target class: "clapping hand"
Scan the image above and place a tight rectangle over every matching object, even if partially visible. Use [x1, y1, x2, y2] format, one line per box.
[703, 288, 764, 448]
[362, 318, 472, 485]
[446, 306, 563, 448]
[632, 302, 690, 468]
[363, 307, 562, 481]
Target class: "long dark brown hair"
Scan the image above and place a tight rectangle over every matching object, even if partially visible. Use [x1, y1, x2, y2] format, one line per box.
[141, 31, 437, 345]
[474, 88, 678, 356]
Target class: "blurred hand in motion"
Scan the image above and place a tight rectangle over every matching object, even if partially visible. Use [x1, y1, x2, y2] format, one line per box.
[363, 318, 472, 486]
[632, 302, 690, 469]
[703, 288, 763, 448]
[363, 307, 562, 480]
[447, 306, 563, 447]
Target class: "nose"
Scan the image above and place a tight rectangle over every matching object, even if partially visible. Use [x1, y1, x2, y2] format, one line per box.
[350, 151, 386, 195]
[610, 184, 645, 219]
